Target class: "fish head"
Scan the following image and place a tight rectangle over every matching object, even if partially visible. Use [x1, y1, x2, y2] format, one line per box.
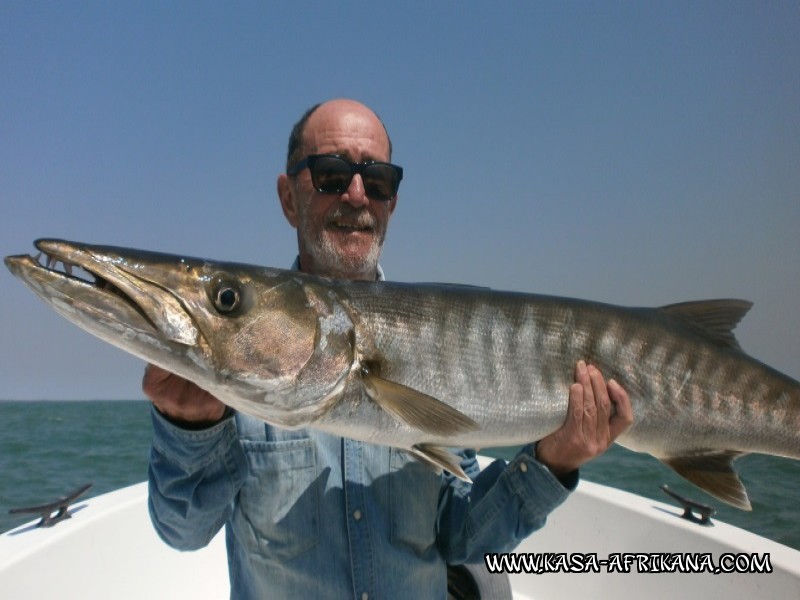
[5, 239, 355, 426]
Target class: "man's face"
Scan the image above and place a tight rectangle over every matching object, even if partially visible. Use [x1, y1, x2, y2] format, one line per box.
[278, 101, 397, 280]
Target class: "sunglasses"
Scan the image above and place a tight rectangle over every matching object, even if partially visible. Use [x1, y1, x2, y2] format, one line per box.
[288, 154, 403, 201]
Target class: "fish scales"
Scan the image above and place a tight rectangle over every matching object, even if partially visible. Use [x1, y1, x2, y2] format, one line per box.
[340, 281, 800, 459]
[341, 284, 662, 446]
[344, 285, 571, 437]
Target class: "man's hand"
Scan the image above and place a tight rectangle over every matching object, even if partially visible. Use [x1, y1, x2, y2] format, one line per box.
[143, 364, 227, 427]
[536, 360, 633, 477]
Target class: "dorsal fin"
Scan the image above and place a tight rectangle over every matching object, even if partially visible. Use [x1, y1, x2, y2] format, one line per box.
[660, 299, 753, 351]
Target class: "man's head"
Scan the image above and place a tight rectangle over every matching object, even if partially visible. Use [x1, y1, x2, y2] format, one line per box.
[277, 99, 399, 281]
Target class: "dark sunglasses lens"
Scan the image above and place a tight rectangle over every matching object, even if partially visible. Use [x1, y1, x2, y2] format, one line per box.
[362, 164, 399, 201]
[311, 156, 352, 193]
[308, 156, 399, 200]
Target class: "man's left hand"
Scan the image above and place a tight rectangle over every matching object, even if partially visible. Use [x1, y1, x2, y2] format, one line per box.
[535, 360, 633, 477]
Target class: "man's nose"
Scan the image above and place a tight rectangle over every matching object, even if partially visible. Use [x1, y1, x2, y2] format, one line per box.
[341, 174, 369, 207]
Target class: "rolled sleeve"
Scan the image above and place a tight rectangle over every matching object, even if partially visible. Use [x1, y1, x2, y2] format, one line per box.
[148, 406, 247, 551]
[505, 443, 577, 523]
[437, 444, 576, 563]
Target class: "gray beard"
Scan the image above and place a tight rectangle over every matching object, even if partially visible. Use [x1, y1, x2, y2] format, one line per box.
[296, 205, 385, 279]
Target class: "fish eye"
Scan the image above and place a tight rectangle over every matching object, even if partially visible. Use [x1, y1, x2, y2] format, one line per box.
[213, 285, 240, 313]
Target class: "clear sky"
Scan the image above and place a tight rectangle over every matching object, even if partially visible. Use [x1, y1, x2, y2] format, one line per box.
[1, 2, 798, 400]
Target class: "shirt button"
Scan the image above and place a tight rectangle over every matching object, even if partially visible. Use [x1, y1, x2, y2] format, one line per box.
[520, 462, 528, 473]
[353, 509, 362, 521]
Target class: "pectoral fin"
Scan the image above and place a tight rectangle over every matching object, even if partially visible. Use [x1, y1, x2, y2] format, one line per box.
[410, 444, 472, 483]
[661, 451, 751, 511]
[361, 369, 479, 436]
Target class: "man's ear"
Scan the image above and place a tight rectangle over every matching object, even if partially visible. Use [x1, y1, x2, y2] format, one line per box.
[277, 174, 299, 228]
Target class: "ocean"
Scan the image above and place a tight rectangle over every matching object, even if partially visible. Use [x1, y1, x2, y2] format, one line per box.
[1, 400, 798, 551]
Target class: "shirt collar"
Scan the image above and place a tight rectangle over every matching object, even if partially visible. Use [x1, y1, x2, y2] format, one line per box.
[290, 256, 385, 281]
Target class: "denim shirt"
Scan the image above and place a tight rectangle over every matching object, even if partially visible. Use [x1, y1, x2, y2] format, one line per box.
[148, 261, 577, 599]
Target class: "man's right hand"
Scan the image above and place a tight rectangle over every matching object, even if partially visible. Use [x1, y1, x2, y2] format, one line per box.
[143, 364, 227, 427]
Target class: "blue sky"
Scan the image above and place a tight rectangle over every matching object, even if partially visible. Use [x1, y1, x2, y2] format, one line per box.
[2, 2, 798, 400]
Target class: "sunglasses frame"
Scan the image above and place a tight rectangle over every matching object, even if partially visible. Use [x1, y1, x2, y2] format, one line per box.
[288, 154, 403, 201]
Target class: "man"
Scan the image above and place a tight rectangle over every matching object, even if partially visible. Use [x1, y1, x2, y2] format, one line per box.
[145, 99, 633, 599]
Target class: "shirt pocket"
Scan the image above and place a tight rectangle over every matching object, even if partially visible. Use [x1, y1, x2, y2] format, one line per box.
[238, 438, 320, 561]
[389, 449, 443, 555]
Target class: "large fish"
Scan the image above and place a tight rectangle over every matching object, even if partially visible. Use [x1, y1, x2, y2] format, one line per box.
[5, 240, 799, 510]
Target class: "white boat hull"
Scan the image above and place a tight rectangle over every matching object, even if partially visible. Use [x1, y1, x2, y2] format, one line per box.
[2, 457, 798, 599]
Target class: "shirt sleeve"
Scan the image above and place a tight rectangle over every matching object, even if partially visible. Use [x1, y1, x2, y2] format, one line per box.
[435, 443, 578, 563]
[147, 405, 248, 551]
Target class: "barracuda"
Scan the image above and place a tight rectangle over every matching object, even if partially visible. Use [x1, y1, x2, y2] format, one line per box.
[5, 239, 799, 510]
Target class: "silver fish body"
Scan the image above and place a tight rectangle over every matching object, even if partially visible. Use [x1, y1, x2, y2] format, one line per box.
[5, 239, 799, 510]
[327, 283, 798, 455]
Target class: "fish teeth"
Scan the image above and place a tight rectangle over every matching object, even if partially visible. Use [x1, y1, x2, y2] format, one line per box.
[38, 252, 83, 280]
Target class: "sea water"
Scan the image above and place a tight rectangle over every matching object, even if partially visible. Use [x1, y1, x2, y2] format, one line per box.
[1, 400, 798, 550]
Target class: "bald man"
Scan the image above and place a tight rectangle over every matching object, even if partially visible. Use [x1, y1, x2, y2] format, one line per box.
[146, 99, 632, 599]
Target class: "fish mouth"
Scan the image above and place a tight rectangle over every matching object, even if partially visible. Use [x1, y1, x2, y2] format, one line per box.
[8, 241, 153, 327]
[5, 239, 200, 347]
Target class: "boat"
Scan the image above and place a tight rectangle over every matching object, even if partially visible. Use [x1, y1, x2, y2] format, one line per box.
[2, 456, 799, 599]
